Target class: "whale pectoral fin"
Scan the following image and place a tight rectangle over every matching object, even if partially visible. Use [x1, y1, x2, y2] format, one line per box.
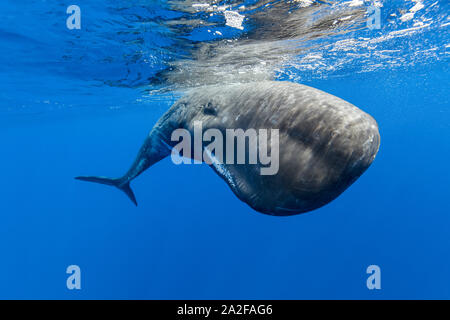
[75, 176, 138, 206]
[205, 149, 260, 211]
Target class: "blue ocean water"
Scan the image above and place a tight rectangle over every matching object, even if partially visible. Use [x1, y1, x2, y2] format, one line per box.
[0, 0, 449, 299]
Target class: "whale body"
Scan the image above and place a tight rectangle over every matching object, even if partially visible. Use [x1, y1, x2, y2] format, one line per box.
[76, 81, 380, 216]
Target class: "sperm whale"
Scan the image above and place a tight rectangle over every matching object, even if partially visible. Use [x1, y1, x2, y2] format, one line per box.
[76, 81, 380, 215]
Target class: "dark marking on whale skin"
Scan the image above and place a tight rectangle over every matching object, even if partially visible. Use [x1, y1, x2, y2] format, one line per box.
[76, 81, 380, 216]
[202, 102, 217, 116]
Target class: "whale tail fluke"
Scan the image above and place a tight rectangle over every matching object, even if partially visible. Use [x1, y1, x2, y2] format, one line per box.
[75, 176, 138, 206]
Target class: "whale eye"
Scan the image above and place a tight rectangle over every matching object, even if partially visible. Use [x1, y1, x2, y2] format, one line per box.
[203, 102, 217, 116]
